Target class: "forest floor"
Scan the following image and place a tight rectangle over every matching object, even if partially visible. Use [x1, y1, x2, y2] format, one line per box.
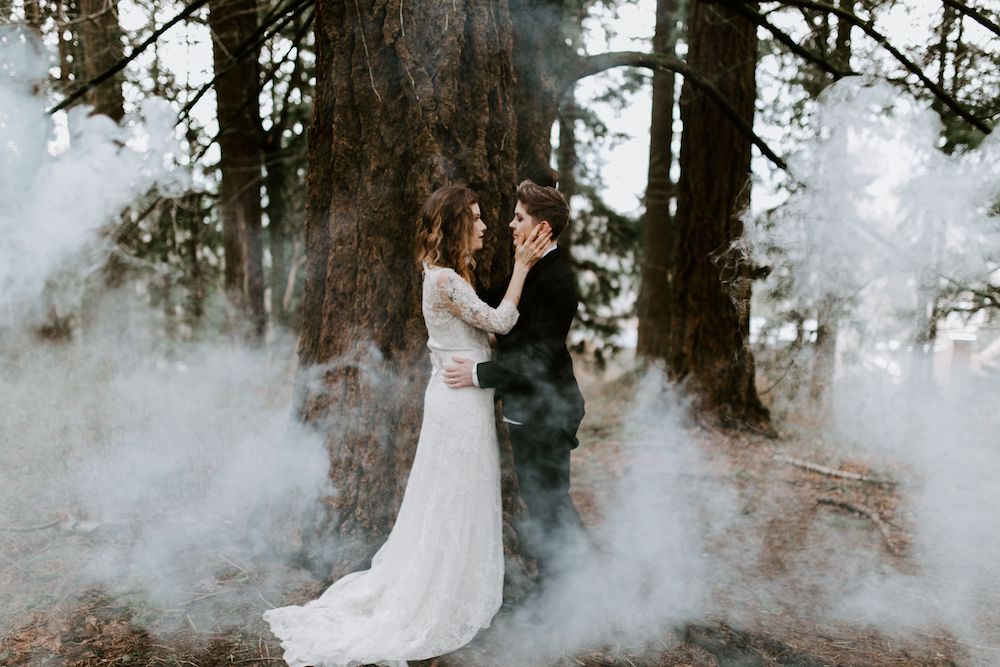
[1, 359, 997, 666]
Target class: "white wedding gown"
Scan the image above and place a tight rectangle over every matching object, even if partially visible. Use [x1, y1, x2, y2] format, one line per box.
[263, 264, 518, 667]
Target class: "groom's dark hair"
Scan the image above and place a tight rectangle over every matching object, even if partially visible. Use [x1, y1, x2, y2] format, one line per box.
[516, 180, 570, 239]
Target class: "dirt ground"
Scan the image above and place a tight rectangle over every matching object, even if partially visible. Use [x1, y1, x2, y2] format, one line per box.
[1, 361, 996, 666]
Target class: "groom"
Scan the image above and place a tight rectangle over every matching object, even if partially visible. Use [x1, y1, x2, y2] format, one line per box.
[443, 179, 586, 588]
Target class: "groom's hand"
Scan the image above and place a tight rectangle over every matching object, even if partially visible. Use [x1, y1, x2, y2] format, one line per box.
[443, 357, 475, 389]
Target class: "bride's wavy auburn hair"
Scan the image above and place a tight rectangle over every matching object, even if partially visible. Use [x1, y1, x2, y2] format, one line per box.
[415, 185, 479, 284]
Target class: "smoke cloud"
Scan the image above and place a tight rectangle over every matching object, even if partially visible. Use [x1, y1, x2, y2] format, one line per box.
[745, 76, 1000, 657]
[4, 23, 999, 667]
[0, 28, 189, 329]
[0, 29, 331, 635]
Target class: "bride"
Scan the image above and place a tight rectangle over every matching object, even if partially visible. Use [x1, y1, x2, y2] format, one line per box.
[263, 185, 552, 667]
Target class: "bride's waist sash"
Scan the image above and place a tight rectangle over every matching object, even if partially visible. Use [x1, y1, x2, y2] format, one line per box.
[428, 347, 491, 375]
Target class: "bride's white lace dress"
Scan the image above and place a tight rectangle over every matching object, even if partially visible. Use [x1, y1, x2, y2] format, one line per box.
[263, 264, 518, 667]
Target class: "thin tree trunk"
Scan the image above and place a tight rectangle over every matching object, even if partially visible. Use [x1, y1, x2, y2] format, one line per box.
[636, 0, 679, 361]
[667, 0, 768, 428]
[185, 193, 206, 327]
[555, 94, 578, 265]
[209, 0, 266, 342]
[24, 0, 43, 33]
[833, 0, 852, 68]
[265, 150, 292, 328]
[79, 0, 124, 120]
[809, 296, 838, 403]
[56, 0, 77, 94]
[296, 0, 518, 581]
[808, 0, 852, 407]
[509, 0, 568, 185]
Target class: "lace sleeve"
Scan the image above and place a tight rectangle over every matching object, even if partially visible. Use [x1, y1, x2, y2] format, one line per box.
[434, 270, 518, 334]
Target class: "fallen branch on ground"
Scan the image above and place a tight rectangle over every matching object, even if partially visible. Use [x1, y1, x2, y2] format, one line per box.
[0, 519, 61, 532]
[0, 517, 124, 534]
[816, 495, 903, 556]
[773, 453, 896, 486]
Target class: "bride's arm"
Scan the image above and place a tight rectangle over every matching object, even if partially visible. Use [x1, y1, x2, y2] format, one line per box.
[434, 225, 551, 334]
[435, 271, 519, 334]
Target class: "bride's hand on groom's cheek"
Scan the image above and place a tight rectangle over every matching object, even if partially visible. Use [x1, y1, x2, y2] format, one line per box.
[516, 223, 551, 266]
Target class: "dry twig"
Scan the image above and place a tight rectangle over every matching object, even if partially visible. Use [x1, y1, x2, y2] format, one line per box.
[816, 496, 903, 556]
[0, 519, 60, 532]
[773, 453, 896, 486]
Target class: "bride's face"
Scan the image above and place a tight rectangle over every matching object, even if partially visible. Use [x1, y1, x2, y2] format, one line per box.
[508, 201, 537, 247]
[470, 203, 486, 251]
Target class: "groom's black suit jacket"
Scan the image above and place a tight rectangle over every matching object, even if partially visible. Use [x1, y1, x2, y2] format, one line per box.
[476, 248, 585, 446]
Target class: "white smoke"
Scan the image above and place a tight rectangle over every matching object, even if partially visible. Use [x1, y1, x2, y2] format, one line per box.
[0, 30, 332, 634]
[0, 26, 188, 328]
[747, 77, 1000, 324]
[466, 369, 725, 665]
[746, 76, 1000, 656]
[5, 20, 999, 665]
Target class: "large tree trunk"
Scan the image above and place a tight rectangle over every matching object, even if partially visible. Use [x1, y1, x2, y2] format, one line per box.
[636, 0, 679, 360]
[666, 0, 768, 428]
[296, 0, 519, 581]
[209, 0, 266, 341]
[79, 0, 124, 120]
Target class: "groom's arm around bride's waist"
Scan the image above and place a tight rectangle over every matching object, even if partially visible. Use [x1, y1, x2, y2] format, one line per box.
[474, 274, 579, 392]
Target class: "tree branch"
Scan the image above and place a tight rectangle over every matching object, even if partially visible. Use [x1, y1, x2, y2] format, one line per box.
[942, 0, 1000, 39]
[817, 495, 903, 556]
[47, 0, 212, 115]
[187, 6, 314, 162]
[268, 9, 313, 142]
[734, 2, 857, 78]
[751, 0, 992, 134]
[773, 452, 896, 485]
[178, 0, 313, 122]
[569, 51, 789, 172]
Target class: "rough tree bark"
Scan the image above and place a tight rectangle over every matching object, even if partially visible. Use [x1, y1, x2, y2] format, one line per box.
[666, 0, 769, 428]
[636, 0, 679, 361]
[79, 0, 124, 121]
[296, 0, 519, 580]
[209, 0, 266, 341]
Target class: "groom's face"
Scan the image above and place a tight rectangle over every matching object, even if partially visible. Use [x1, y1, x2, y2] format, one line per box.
[509, 201, 540, 247]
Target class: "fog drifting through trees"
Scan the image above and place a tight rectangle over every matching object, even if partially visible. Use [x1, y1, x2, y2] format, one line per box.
[745, 77, 1000, 650]
[0, 27, 332, 630]
[2, 25, 1000, 666]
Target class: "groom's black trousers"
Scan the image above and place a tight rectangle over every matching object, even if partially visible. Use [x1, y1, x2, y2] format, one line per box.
[506, 422, 584, 584]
